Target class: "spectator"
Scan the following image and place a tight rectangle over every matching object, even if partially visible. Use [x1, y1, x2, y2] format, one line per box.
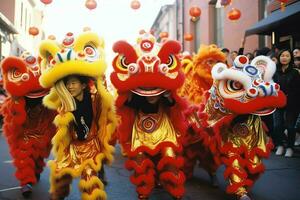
[268, 51, 278, 65]
[221, 48, 230, 66]
[293, 54, 300, 146]
[256, 47, 271, 56]
[253, 49, 258, 57]
[230, 50, 238, 64]
[238, 36, 246, 55]
[293, 54, 300, 70]
[293, 47, 300, 58]
[273, 49, 300, 157]
[245, 52, 254, 62]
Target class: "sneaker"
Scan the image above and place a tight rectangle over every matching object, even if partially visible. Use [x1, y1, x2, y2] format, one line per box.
[275, 146, 284, 156]
[285, 148, 293, 157]
[239, 194, 251, 200]
[209, 173, 218, 187]
[294, 133, 300, 146]
[21, 184, 33, 198]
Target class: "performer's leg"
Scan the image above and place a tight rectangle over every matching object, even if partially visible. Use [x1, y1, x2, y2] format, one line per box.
[157, 147, 185, 200]
[98, 166, 107, 185]
[125, 152, 155, 200]
[224, 153, 253, 200]
[79, 165, 106, 200]
[247, 155, 263, 184]
[34, 156, 46, 182]
[13, 144, 36, 197]
[182, 143, 198, 180]
[50, 174, 73, 200]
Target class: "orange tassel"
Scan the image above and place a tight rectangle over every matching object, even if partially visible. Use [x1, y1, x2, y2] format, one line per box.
[281, 2, 286, 11]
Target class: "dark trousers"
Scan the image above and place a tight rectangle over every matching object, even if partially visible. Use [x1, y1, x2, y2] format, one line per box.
[273, 108, 299, 148]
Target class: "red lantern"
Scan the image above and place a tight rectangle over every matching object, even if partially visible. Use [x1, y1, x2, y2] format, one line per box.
[184, 33, 193, 41]
[189, 6, 201, 18]
[228, 8, 241, 21]
[277, 0, 288, 11]
[85, 0, 97, 10]
[189, 6, 201, 22]
[221, 0, 231, 6]
[159, 32, 169, 39]
[48, 35, 56, 40]
[139, 29, 146, 35]
[131, 0, 141, 10]
[29, 27, 39, 36]
[83, 27, 91, 32]
[40, 0, 52, 5]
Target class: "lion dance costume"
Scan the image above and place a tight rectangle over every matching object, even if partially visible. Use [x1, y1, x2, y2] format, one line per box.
[0, 52, 56, 197]
[187, 55, 286, 200]
[38, 32, 117, 200]
[178, 44, 226, 181]
[110, 33, 188, 200]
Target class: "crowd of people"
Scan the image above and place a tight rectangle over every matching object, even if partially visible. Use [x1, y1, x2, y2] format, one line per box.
[222, 41, 300, 158]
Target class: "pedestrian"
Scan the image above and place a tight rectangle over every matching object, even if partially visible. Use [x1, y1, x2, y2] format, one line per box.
[269, 52, 278, 65]
[221, 48, 230, 66]
[38, 32, 117, 200]
[245, 52, 254, 62]
[273, 49, 300, 157]
[230, 50, 238, 64]
[293, 47, 300, 58]
[293, 54, 300, 146]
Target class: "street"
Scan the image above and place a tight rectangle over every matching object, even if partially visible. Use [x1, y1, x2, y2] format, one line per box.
[0, 132, 300, 200]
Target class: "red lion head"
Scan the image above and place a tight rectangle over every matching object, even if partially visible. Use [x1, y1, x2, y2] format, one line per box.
[1, 52, 47, 98]
[111, 33, 184, 96]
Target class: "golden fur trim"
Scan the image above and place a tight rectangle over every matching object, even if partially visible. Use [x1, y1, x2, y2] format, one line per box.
[73, 32, 105, 51]
[182, 58, 193, 74]
[39, 40, 60, 60]
[50, 112, 74, 158]
[48, 153, 105, 189]
[39, 60, 106, 88]
[78, 176, 104, 191]
[43, 88, 61, 110]
[96, 80, 118, 164]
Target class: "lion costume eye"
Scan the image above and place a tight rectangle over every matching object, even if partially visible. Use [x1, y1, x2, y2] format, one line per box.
[115, 55, 130, 72]
[166, 55, 177, 71]
[84, 45, 99, 62]
[8, 69, 29, 82]
[227, 80, 244, 92]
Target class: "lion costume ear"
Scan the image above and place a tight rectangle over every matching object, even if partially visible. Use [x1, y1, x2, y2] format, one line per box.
[73, 32, 104, 51]
[39, 40, 60, 64]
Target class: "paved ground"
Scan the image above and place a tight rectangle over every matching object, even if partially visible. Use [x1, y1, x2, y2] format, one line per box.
[0, 132, 300, 200]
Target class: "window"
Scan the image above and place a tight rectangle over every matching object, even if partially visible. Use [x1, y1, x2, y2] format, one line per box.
[20, 2, 23, 27]
[194, 18, 201, 52]
[214, 7, 224, 47]
[25, 8, 27, 32]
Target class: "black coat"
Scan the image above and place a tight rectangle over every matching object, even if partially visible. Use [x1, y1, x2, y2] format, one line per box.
[273, 66, 300, 112]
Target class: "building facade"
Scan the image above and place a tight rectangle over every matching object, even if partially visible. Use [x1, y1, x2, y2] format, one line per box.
[246, 0, 300, 50]
[151, 0, 274, 55]
[0, 0, 44, 60]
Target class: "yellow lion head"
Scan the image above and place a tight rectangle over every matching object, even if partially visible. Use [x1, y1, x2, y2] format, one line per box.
[38, 32, 107, 109]
[39, 31, 106, 88]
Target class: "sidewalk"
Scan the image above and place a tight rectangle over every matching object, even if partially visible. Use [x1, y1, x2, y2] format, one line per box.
[0, 133, 300, 200]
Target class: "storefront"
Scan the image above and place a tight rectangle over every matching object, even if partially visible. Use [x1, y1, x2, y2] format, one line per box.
[245, 0, 300, 50]
[0, 12, 18, 61]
